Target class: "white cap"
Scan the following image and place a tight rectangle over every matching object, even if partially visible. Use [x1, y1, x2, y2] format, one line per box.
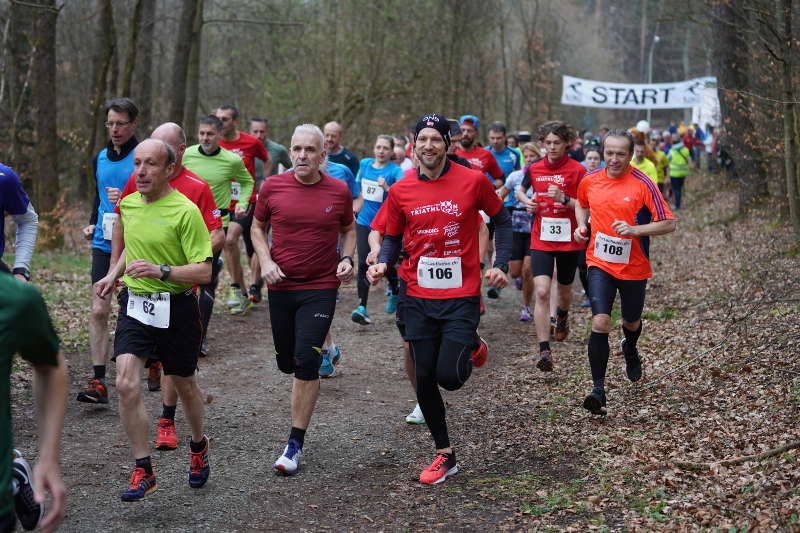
[635, 120, 650, 133]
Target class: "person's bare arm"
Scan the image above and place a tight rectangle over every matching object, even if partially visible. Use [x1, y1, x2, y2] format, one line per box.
[336, 221, 356, 282]
[612, 218, 676, 238]
[251, 216, 284, 284]
[210, 228, 225, 254]
[124, 260, 211, 285]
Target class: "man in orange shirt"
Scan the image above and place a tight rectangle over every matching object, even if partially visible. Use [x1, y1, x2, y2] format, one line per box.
[574, 129, 676, 416]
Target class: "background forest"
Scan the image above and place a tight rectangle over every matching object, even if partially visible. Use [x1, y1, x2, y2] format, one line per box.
[1, 0, 799, 244]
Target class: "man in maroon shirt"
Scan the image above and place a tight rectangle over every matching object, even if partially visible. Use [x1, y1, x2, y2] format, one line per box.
[216, 104, 271, 314]
[251, 123, 356, 476]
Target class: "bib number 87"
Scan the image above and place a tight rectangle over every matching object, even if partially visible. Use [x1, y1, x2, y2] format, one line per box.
[426, 267, 453, 280]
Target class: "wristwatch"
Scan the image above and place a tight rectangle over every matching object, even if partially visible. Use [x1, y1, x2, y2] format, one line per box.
[494, 263, 509, 274]
[12, 267, 30, 281]
[160, 264, 172, 281]
[340, 255, 354, 266]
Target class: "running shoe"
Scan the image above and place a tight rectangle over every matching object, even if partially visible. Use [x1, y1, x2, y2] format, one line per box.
[226, 286, 239, 308]
[583, 389, 608, 416]
[405, 403, 425, 425]
[554, 312, 569, 341]
[470, 336, 489, 368]
[621, 339, 643, 382]
[419, 453, 458, 485]
[121, 467, 157, 501]
[147, 361, 162, 392]
[155, 418, 179, 450]
[580, 297, 591, 308]
[12, 450, 42, 530]
[487, 287, 500, 299]
[273, 439, 302, 476]
[351, 306, 372, 325]
[330, 345, 341, 366]
[199, 341, 208, 358]
[248, 284, 262, 304]
[515, 277, 522, 290]
[519, 306, 532, 322]
[76, 379, 108, 404]
[536, 349, 554, 372]
[319, 349, 336, 378]
[386, 294, 398, 314]
[230, 293, 254, 315]
[188, 436, 210, 488]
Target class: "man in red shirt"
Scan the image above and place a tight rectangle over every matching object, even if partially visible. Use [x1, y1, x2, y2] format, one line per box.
[215, 105, 271, 314]
[111, 122, 225, 450]
[368, 113, 512, 485]
[520, 121, 586, 372]
[455, 115, 504, 188]
[251, 124, 355, 476]
[574, 129, 675, 415]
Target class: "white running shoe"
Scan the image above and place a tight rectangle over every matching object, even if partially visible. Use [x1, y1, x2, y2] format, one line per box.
[405, 403, 425, 425]
[273, 439, 302, 476]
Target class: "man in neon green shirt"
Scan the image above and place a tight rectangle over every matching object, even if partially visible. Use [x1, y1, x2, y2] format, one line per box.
[631, 140, 658, 184]
[95, 138, 213, 502]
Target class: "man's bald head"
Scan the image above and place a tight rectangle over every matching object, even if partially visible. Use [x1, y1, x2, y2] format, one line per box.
[150, 122, 186, 171]
[323, 121, 343, 152]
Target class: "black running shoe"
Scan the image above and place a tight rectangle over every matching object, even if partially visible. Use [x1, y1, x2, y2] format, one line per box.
[583, 389, 607, 415]
[12, 450, 43, 530]
[621, 339, 642, 382]
[248, 284, 262, 304]
[536, 349, 554, 372]
[487, 287, 500, 299]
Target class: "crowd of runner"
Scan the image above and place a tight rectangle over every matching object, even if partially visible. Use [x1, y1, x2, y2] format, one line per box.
[1, 96, 691, 527]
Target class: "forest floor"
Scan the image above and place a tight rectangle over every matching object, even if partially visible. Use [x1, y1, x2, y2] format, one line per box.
[7, 171, 800, 532]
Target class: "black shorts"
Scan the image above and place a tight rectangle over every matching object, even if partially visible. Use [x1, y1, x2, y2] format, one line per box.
[113, 288, 202, 377]
[511, 232, 531, 261]
[0, 512, 14, 533]
[268, 288, 337, 381]
[404, 294, 480, 346]
[530, 249, 579, 285]
[230, 203, 255, 257]
[587, 266, 647, 322]
[395, 281, 407, 340]
[91, 248, 111, 284]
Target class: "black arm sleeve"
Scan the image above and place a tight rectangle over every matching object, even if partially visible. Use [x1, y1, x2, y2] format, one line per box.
[89, 154, 99, 225]
[378, 234, 403, 266]
[490, 207, 513, 267]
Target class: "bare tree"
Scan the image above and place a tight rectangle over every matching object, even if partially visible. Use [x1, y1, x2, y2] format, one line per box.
[168, 0, 199, 123]
[183, 0, 204, 142]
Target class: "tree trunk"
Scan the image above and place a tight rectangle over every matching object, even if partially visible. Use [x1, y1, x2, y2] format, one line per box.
[183, 0, 204, 141]
[120, 0, 143, 97]
[137, 0, 155, 131]
[7, 0, 35, 175]
[83, 0, 115, 202]
[711, 0, 769, 211]
[776, 0, 800, 244]
[682, 18, 692, 124]
[169, 0, 198, 122]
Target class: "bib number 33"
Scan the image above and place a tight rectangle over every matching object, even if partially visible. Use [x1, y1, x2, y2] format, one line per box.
[417, 257, 462, 289]
[128, 292, 171, 328]
[540, 217, 571, 242]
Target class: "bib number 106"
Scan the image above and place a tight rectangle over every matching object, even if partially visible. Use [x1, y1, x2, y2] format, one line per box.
[425, 266, 454, 280]
[417, 257, 462, 289]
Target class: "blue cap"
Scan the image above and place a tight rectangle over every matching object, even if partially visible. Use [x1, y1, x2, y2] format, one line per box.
[459, 114, 480, 129]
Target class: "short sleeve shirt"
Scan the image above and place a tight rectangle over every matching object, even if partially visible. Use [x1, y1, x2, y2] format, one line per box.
[220, 132, 269, 203]
[455, 146, 504, 181]
[119, 189, 213, 294]
[504, 170, 533, 233]
[326, 162, 359, 199]
[254, 171, 354, 291]
[0, 164, 30, 257]
[528, 155, 586, 252]
[384, 161, 503, 299]
[577, 166, 674, 280]
[355, 159, 404, 226]
[182, 145, 254, 224]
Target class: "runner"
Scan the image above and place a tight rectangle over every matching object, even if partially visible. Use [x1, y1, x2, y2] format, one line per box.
[351, 135, 404, 325]
[94, 138, 213, 500]
[367, 113, 511, 485]
[1, 269, 67, 532]
[522, 121, 586, 372]
[668, 132, 691, 209]
[78, 97, 139, 405]
[455, 115, 504, 187]
[0, 163, 38, 283]
[183, 115, 254, 328]
[216, 105, 269, 314]
[574, 129, 675, 415]
[576, 144, 603, 308]
[393, 135, 414, 171]
[250, 124, 356, 475]
[323, 121, 360, 176]
[112, 123, 224, 451]
[650, 134, 671, 197]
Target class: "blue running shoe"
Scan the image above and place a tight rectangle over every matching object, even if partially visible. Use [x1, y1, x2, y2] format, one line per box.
[386, 294, 398, 314]
[319, 349, 336, 378]
[330, 345, 341, 366]
[188, 436, 210, 488]
[273, 439, 303, 476]
[351, 306, 372, 325]
[121, 467, 157, 502]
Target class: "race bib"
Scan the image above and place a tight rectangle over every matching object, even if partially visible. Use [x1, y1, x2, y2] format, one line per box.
[417, 257, 462, 289]
[231, 181, 241, 202]
[361, 179, 384, 202]
[102, 212, 118, 241]
[540, 217, 571, 242]
[594, 231, 632, 264]
[128, 292, 170, 328]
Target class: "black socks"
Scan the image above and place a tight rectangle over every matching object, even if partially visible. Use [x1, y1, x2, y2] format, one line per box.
[190, 438, 206, 452]
[289, 427, 306, 447]
[539, 341, 551, 353]
[93, 365, 106, 382]
[135, 456, 153, 475]
[588, 331, 610, 391]
[622, 322, 642, 353]
[161, 404, 176, 420]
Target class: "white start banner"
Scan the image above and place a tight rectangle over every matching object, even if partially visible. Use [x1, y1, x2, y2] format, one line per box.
[561, 75, 717, 110]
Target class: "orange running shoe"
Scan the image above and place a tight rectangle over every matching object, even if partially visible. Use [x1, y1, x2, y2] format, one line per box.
[470, 337, 489, 368]
[120, 467, 156, 502]
[147, 362, 162, 392]
[554, 311, 569, 341]
[76, 379, 108, 404]
[155, 418, 179, 450]
[419, 453, 458, 485]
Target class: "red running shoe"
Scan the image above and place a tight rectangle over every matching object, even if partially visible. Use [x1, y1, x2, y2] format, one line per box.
[155, 418, 179, 450]
[470, 337, 489, 368]
[419, 453, 458, 485]
[76, 379, 108, 404]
